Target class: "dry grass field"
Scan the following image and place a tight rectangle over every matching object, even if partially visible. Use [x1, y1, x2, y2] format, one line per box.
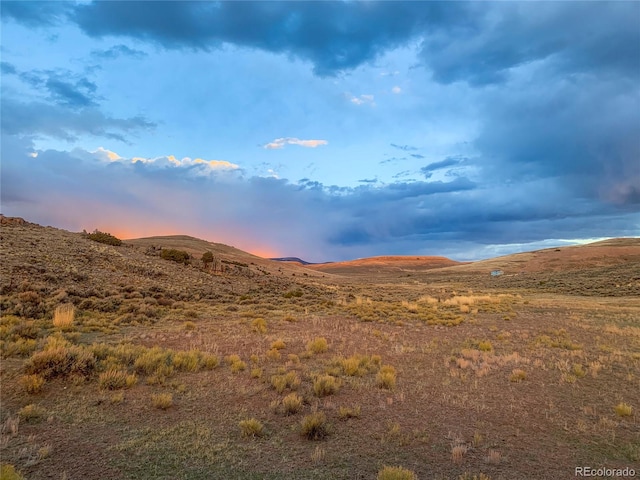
[1, 216, 638, 479]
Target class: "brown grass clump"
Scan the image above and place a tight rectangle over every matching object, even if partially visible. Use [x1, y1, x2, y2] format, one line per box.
[509, 369, 526, 383]
[224, 354, 246, 372]
[338, 405, 361, 420]
[477, 340, 493, 352]
[301, 412, 329, 440]
[231, 360, 247, 373]
[151, 393, 173, 410]
[377, 466, 417, 480]
[18, 404, 45, 423]
[134, 347, 173, 376]
[173, 350, 201, 372]
[271, 371, 300, 393]
[98, 369, 137, 390]
[459, 474, 492, 480]
[335, 354, 375, 376]
[271, 339, 286, 350]
[485, 450, 501, 464]
[201, 353, 219, 370]
[252, 318, 267, 333]
[239, 418, 265, 438]
[20, 374, 45, 394]
[377, 365, 397, 390]
[0, 464, 26, 480]
[282, 393, 304, 415]
[251, 368, 263, 379]
[53, 303, 75, 329]
[614, 403, 633, 417]
[452, 443, 468, 462]
[110, 392, 125, 404]
[313, 374, 341, 397]
[266, 348, 281, 361]
[307, 337, 329, 354]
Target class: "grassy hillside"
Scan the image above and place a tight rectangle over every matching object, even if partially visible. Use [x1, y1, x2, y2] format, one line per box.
[1, 218, 638, 480]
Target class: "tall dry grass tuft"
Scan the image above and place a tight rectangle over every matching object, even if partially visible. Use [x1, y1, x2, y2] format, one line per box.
[53, 304, 75, 329]
[377, 466, 417, 480]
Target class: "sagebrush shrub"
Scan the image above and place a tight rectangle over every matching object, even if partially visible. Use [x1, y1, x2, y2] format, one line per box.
[20, 374, 45, 394]
[160, 249, 190, 264]
[25, 344, 96, 379]
[18, 404, 45, 423]
[85, 230, 122, 246]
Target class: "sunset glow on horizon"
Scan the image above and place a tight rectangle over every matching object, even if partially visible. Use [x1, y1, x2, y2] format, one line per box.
[1, 2, 638, 262]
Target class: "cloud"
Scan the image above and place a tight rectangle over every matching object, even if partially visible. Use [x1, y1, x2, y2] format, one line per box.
[349, 94, 375, 106]
[9, 2, 638, 85]
[474, 73, 640, 206]
[1, 97, 155, 142]
[45, 77, 99, 108]
[420, 3, 640, 85]
[1, 62, 17, 75]
[1, 1, 73, 27]
[71, 1, 465, 76]
[421, 156, 464, 175]
[2, 138, 638, 262]
[264, 137, 328, 149]
[91, 44, 148, 60]
[390, 143, 417, 152]
[391, 86, 402, 94]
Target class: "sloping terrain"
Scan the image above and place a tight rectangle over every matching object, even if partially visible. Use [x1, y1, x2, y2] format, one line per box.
[442, 238, 640, 274]
[307, 255, 462, 275]
[1, 217, 638, 480]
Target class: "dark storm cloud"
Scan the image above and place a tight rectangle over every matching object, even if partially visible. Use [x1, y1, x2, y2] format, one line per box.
[421, 3, 640, 85]
[91, 45, 148, 60]
[1, 97, 155, 142]
[1, 1, 73, 27]
[475, 75, 640, 206]
[2, 139, 638, 262]
[72, 1, 468, 76]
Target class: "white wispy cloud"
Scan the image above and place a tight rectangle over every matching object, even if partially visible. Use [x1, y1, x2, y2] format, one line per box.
[263, 137, 328, 149]
[391, 86, 402, 94]
[348, 94, 375, 106]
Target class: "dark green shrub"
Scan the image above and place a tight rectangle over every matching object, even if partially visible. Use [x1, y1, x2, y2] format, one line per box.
[85, 230, 122, 246]
[160, 249, 191, 265]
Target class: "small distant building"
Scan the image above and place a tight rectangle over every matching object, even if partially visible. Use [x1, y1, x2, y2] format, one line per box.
[491, 270, 503, 277]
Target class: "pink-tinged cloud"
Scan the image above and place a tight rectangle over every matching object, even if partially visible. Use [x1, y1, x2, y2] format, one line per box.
[263, 137, 328, 149]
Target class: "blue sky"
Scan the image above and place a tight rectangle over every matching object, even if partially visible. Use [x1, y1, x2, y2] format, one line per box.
[1, 1, 639, 261]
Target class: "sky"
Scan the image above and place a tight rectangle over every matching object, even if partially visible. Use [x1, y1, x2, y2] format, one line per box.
[1, 1, 639, 262]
